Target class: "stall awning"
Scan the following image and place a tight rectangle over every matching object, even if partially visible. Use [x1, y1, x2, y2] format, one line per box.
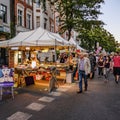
[0, 27, 69, 47]
[69, 37, 86, 51]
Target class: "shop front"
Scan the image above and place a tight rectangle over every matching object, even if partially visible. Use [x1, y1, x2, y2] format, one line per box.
[0, 27, 78, 92]
[10, 47, 70, 91]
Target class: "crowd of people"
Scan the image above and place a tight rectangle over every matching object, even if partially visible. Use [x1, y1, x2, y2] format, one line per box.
[59, 51, 120, 94]
[77, 51, 120, 93]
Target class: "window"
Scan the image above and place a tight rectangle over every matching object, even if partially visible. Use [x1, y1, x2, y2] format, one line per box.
[56, 16, 59, 26]
[35, 0, 40, 8]
[36, 16, 40, 28]
[51, 25, 54, 32]
[18, 9, 22, 26]
[26, 0, 32, 6]
[0, 4, 7, 23]
[44, 18, 47, 29]
[26, 14, 31, 29]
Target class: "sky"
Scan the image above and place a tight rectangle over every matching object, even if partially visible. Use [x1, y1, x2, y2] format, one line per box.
[99, 0, 120, 42]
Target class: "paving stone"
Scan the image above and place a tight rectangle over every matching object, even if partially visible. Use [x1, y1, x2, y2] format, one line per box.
[48, 91, 61, 96]
[26, 102, 46, 111]
[38, 96, 55, 102]
[7, 111, 32, 120]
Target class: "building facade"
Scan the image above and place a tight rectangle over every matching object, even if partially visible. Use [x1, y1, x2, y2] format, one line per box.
[33, 0, 55, 32]
[0, 0, 11, 66]
[0, 0, 11, 40]
[15, 0, 33, 33]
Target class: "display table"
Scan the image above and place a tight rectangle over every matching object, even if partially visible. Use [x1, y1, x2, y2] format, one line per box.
[0, 82, 14, 100]
[14, 63, 70, 92]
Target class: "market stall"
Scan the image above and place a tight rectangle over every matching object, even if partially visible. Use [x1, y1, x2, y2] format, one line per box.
[0, 27, 71, 91]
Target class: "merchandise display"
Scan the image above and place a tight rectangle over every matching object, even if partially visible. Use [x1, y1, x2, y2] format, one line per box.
[14, 62, 70, 88]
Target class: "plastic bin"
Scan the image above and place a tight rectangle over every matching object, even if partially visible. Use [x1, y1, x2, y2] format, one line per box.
[66, 71, 73, 83]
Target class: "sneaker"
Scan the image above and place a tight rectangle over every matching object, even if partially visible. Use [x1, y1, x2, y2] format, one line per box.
[115, 80, 118, 84]
[84, 87, 87, 91]
[104, 79, 108, 83]
[77, 90, 82, 94]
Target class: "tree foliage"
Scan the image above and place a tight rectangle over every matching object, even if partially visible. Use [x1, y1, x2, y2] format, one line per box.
[51, 0, 104, 40]
[35, 0, 118, 52]
[79, 26, 117, 52]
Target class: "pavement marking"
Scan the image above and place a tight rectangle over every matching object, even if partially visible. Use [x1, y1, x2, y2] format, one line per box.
[56, 84, 73, 91]
[60, 85, 72, 89]
[49, 91, 62, 96]
[38, 96, 55, 103]
[7, 111, 32, 120]
[56, 87, 68, 92]
[26, 102, 46, 111]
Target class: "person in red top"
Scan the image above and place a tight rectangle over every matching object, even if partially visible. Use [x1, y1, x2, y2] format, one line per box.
[113, 52, 120, 84]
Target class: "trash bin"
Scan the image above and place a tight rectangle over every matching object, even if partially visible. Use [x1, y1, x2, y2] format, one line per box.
[66, 71, 73, 83]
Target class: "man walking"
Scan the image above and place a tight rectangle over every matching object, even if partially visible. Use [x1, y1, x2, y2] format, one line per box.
[77, 53, 91, 93]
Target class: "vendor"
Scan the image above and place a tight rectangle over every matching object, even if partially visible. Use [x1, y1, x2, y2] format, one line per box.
[60, 55, 65, 63]
[44, 57, 49, 63]
[23, 58, 31, 65]
[66, 55, 74, 70]
[66, 54, 74, 64]
[30, 53, 40, 68]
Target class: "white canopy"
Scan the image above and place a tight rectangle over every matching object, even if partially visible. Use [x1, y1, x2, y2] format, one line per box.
[0, 27, 69, 47]
[69, 37, 86, 51]
[69, 37, 77, 46]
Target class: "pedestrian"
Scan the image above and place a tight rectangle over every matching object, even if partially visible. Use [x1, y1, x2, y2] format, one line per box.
[77, 53, 91, 93]
[112, 52, 120, 84]
[103, 55, 111, 82]
[72, 53, 79, 81]
[89, 52, 96, 79]
[97, 54, 104, 78]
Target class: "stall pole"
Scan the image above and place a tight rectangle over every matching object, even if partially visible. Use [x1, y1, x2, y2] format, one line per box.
[54, 39, 57, 62]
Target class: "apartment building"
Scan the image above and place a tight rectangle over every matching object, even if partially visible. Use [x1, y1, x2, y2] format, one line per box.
[0, 0, 11, 40]
[15, 0, 33, 33]
[0, 0, 11, 66]
[33, 0, 55, 32]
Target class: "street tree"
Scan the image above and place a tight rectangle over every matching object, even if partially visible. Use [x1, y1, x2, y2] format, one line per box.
[51, 0, 104, 40]
[79, 26, 117, 52]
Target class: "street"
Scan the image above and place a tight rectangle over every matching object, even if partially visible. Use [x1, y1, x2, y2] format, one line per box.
[0, 72, 120, 120]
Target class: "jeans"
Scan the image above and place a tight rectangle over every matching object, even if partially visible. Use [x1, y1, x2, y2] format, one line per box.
[79, 70, 87, 91]
[98, 67, 103, 76]
[103, 68, 110, 79]
[72, 66, 77, 80]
